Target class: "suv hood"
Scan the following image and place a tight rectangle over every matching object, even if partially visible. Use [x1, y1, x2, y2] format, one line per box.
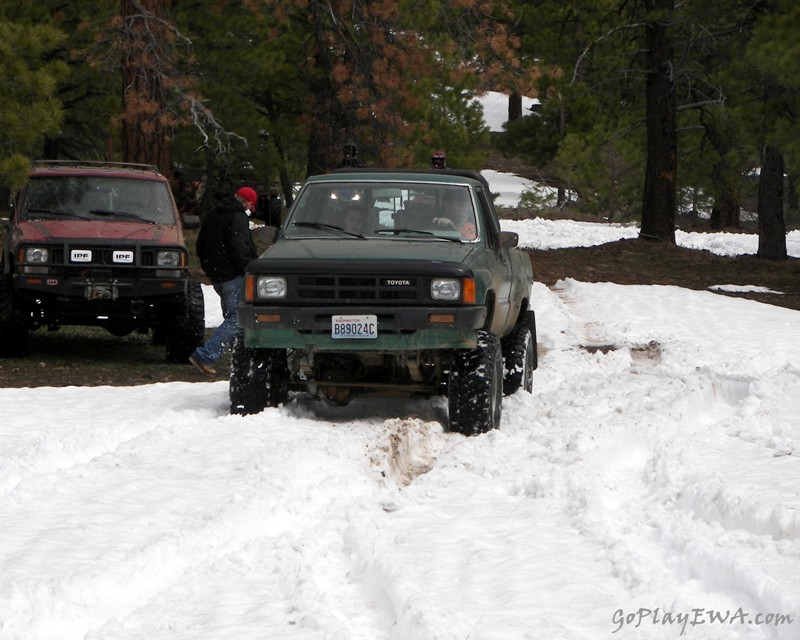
[261, 237, 478, 264]
[13, 219, 182, 244]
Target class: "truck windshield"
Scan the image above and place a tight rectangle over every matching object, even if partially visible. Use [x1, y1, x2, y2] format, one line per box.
[20, 176, 177, 225]
[286, 181, 479, 241]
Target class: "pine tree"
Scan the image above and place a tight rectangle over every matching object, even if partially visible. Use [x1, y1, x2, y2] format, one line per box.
[639, 0, 677, 243]
[0, 14, 67, 190]
[745, 0, 799, 260]
[257, 0, 517, 174]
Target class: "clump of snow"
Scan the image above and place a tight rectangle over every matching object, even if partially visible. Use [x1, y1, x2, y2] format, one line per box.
[710, 284, 784, 295]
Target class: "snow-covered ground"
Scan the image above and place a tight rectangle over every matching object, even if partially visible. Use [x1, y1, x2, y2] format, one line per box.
[2, 212, 799, 639]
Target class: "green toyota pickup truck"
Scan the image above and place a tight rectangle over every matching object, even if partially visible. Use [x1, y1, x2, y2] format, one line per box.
[231, 168, 536, 435]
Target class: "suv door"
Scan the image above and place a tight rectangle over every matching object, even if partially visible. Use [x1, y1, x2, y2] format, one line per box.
[475, 186, 515, 334]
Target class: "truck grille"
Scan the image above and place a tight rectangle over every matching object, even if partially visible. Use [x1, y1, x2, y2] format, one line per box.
[51, 247, 156, 266]
[47, 245, 159, 277]
[294, 275, 422, 304]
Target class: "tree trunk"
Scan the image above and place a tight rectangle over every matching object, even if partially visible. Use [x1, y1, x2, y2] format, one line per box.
[557, 95, 566, 207]
[709, 159, 740, 230]
[306, 126, 328, 177]
[705, 115, 741, 230]
[757, 144, 787, 260]
[639, 0, 677, 244]
[272, 134, 294, 207]
[787, 174, 798, 214]
[120, 0, 171, 174]
[260, 88, 294, 207]
[508, 93, 522, 122]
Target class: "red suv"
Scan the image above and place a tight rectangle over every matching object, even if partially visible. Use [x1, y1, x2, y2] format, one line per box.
[0, 161, 205, 361]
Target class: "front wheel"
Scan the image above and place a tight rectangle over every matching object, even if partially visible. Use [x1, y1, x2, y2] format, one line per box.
[0, 276, 30, 357]
[229, 329, 289, 415]
[447, 331, 503, 436]
[164, 281, 205, 363]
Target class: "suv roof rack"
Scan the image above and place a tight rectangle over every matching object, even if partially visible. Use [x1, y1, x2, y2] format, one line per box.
[32, 160, 162, 174]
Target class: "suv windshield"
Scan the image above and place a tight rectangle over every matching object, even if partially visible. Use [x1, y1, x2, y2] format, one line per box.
[20, 176, 177, 225]
[285, 181, 479, 241]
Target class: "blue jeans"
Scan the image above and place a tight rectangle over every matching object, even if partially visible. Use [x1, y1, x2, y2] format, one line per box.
[192, 276, 243, 364]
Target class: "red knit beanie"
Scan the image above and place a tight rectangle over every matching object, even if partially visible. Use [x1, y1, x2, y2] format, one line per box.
[236, 186, 258, 207]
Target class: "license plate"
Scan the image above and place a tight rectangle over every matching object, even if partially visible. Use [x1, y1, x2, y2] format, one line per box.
[331, 314, 377, 339]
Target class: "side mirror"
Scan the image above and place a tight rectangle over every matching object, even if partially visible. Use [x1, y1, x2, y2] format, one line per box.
[498, 231, 519, 249]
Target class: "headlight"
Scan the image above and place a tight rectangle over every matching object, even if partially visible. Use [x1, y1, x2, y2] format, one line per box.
[25, 247, 49, 264]
[257, 276, 287, 299]
[431, 278, 460, 301]
[156, 250, 180, 267]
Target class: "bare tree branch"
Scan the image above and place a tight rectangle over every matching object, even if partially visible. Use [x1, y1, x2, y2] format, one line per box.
[571, 23, 646, 86]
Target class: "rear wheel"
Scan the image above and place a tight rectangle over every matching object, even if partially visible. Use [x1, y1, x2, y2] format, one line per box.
[164, 281, 205, 363]
[229, 330, 289, 415]
[501, 310, 537, 395]
[447, 331, 503, 435]
[0, 276, 30, 356]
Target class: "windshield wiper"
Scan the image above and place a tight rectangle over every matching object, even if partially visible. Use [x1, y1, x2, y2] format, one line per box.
[89, 209, 157, 224]
[23, 208, 92, 220]
[292, 221, 364, 239]
[377, 228, 462, 242]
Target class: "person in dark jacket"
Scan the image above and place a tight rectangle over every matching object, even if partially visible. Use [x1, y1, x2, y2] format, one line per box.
[189, 187, 259, 376]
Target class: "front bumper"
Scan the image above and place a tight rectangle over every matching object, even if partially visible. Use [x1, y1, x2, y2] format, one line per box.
[14, 273, 188, 300]
[238, 304, 487, 350]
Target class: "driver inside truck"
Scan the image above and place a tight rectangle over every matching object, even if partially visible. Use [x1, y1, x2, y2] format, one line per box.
[342, 205, 363, 235]
[433, 189, 477, 240]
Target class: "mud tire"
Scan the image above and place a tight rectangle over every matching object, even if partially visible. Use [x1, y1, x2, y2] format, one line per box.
[501, 310, 537, 396]
[0, 276, 29, 356]
[164, 281, 205, 363]
[447, 331, 503, 435]
[229, 329, 289, 415]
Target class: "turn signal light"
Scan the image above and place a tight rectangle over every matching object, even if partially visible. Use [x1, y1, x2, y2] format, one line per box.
[462, 278, 476, 304]
[245, 275, 255, 302]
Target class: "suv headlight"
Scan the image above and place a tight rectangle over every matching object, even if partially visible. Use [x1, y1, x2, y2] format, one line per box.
[257, 276, 287, 299]
[25, 247, 49, 264]
[431, 278, 460, 301]
[156, 250, 180, 267]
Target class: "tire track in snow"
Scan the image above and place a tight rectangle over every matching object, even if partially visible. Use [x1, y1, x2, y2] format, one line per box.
[0, 383, 223, 499]
[0, 400, 401, 639]
[542, 283, 800, 635]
